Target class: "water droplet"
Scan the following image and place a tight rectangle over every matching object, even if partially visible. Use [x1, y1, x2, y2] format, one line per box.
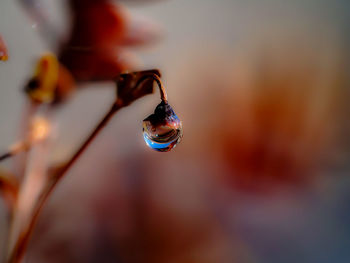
[143, 101, 183, 152]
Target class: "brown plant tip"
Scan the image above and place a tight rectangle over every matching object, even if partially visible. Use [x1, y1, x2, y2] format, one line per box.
[116, 69, 161, 106]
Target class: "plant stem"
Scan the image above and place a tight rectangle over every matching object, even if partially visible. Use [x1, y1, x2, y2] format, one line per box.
[135, 74, 168, 102]
[7, 101, 123, 263]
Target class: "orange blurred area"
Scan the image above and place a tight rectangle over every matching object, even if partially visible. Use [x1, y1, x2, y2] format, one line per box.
[0, 34, 8, 61]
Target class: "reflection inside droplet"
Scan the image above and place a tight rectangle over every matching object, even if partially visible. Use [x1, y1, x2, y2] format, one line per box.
[142, 101, 183, 152]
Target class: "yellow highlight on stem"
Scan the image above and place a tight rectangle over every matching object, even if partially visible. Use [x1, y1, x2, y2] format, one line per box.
[30, 116, 51, 143]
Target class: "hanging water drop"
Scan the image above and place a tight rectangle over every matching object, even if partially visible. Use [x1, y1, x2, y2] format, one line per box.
[143, 101, 183, 152]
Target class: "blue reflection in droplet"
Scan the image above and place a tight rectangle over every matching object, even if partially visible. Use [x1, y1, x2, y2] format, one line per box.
[143, 128, 182, 152]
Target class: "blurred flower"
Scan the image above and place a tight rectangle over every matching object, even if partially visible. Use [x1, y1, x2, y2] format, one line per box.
[59, 0, 162, 82]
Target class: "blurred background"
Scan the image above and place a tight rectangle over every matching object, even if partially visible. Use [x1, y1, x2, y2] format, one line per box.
[1, 0, 350, 262]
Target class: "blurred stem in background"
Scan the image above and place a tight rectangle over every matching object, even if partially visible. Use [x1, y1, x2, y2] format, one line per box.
[2, 70, 165, 263]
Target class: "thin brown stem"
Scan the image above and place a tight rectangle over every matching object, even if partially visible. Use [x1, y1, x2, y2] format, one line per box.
[135, 74, 168, 102]
[53, 102, 121, 181]
[7, 102, 122, 263]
